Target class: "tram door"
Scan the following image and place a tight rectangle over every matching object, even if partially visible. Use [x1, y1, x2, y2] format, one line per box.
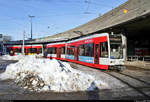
[95, 44, 99, 64]
[76, 47, 79, 61]
[99, 42, 109, 65]
[59, 48, 61, 58]
[57, 48, 61, 58]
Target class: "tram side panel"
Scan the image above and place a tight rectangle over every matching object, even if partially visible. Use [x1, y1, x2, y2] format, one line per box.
[66, 34, 109, 70]
[6, 45, 22, 56]
[46, 43, 66, 60]
[25, 45, 43, 56]
[6, 44, 43, 56]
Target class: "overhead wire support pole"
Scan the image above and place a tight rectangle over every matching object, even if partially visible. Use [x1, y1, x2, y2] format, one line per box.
[29, 15, 35, 40]
[22, 31, 25, 55]
[29, 15, 35, 55]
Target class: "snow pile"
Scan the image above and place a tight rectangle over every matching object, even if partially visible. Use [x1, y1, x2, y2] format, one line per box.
[1, 55, 25, 60]
[0, 55, 108, 92]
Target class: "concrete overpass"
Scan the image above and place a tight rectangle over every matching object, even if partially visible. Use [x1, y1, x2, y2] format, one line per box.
[31, 0, 150, 43]
[6, 0, 150, 43]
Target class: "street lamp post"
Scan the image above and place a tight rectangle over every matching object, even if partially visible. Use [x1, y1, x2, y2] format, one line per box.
[29, 15, 35, 40]
[29, 15, 35, 55]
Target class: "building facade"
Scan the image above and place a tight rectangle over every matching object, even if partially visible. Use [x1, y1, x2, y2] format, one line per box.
[0, 34, 11, 55]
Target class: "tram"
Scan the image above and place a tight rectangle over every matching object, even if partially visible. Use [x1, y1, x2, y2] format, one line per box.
[65, 33, 126, 70]
[6, 44, 43, 56]
[5, 33, 126, 71]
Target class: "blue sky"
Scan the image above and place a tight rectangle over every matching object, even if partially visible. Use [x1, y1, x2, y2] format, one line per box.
[0, 0, 128, 40]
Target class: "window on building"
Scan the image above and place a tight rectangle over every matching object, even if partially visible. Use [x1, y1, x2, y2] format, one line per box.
[100, 42, 108, 58]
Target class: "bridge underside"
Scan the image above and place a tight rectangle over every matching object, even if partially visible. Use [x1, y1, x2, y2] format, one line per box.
[94, 13, 150, 61]
[126, 16, 150, 58]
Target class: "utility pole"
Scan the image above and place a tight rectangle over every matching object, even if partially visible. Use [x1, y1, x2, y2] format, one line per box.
[22, 31, 25, 55]
[29, 15, 35, 55]
[29, 15, 35, 40]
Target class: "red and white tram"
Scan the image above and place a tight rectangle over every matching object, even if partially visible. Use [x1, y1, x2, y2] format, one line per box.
[7, 45, 22, 56]
[5, 33, 126, 71]
[24, 44, 43, 56]
[6, 44, 43, 56]
[46, 42, 66, 60]
[65, 33, 126, 70]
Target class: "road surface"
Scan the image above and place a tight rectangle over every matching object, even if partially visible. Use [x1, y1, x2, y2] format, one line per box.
[0, 58, 150, 100]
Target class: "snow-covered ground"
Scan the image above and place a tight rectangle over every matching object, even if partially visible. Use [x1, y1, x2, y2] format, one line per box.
[0, 55, 108, 92]
[1, 55, 25, 60]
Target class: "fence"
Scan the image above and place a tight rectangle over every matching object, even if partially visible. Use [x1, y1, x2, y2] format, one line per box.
[128, 56, 150, 62]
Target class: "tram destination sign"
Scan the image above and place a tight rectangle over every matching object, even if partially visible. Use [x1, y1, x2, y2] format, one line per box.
[110, 38, 122, 42]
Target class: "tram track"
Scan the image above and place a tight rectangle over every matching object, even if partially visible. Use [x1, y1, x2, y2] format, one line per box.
[103, 71, 150, 99]
[125, 66, 150, 71]
[116, 72, 150, 86]
[69, 62, 150, 99]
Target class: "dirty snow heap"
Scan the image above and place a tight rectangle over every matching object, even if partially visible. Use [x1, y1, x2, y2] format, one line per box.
[0, 55, 108, 92]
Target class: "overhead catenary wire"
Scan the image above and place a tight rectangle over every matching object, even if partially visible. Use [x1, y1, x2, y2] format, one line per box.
[0, 0, 128, 40]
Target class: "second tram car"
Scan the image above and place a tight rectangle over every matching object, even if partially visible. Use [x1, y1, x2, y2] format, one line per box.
[46, 42, 66, 60]
[6, 44, 43, 56]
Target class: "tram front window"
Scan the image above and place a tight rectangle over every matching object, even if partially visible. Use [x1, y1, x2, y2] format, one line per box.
[110, 35, 123, 59]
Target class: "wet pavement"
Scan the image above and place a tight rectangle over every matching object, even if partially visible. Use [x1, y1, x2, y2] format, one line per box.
[0, 58, 150, 100]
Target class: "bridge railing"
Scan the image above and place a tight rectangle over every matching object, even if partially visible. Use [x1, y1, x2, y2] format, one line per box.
[127, 55, 150, 62]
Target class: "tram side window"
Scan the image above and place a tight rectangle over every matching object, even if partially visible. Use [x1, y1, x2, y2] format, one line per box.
[79, 45, 84, 56]
[24, 48, 27, 53]
[47, 48, 52, 54]
[15, 48, 21, 53]
[28, 48, 37, 53]
[52, 47, 57, 54]
[37, 48, 42, 54]
[61, 47, 65, 54]
[19, 48, 21, 53]
[7, 48, 13, 54]
[32, 48, 37, 53]
[28, 48, 32, 53]
[100, 42, 108, 58]
[79, 43, 94, 57]
[39, 48, 42, 53]
[67, 46, 74, 55]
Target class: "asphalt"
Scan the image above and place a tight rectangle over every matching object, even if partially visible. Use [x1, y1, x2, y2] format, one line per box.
[0, 58, 150, 100]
